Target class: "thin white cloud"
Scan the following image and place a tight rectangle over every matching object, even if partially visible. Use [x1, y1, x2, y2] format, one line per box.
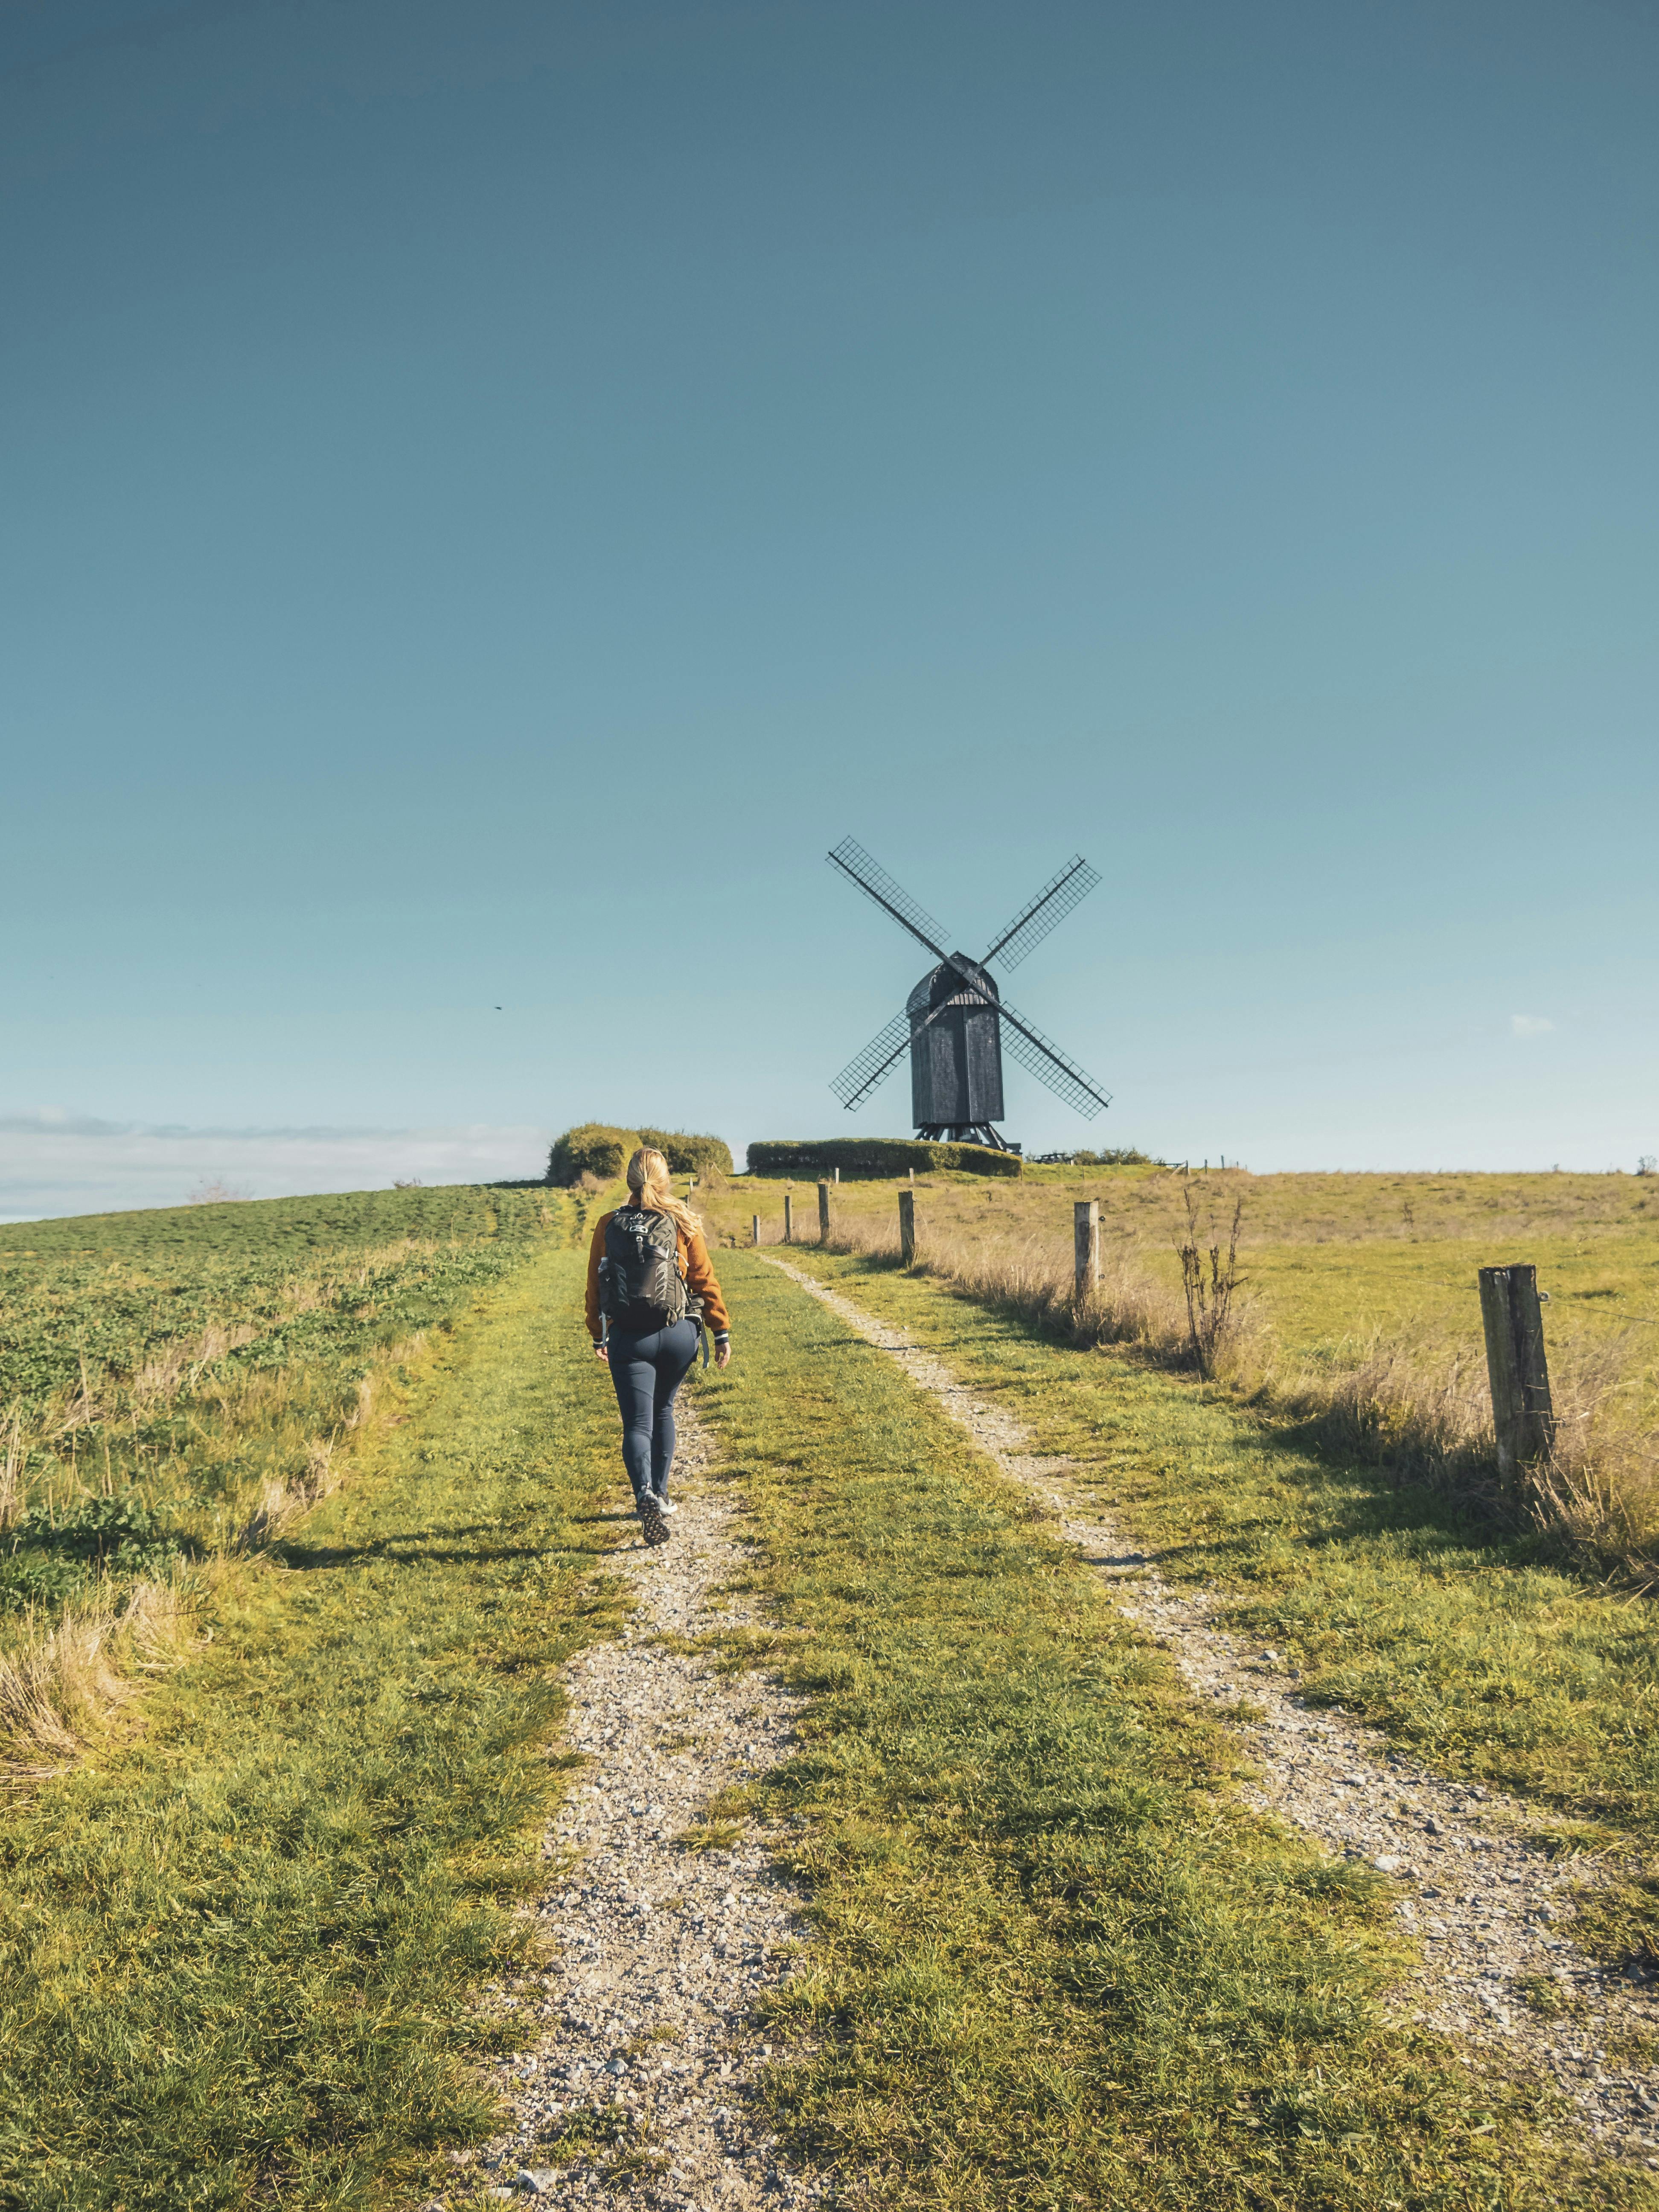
[1510, 1014, 1555, 1039]
[0, 1121, 551, 1222]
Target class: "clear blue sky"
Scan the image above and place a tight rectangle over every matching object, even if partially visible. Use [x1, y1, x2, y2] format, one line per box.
[4, 0, 1656, 1216]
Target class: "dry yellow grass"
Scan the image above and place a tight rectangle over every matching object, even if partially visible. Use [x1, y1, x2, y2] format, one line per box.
[0, 1575, 193, 1772]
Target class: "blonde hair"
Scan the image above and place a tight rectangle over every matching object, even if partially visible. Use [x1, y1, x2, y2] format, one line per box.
[625, 1147, 702, 1241]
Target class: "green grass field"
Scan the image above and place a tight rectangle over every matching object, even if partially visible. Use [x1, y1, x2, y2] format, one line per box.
[0, 1187, 561, 1742]
[2, 1172, 1658, 2206]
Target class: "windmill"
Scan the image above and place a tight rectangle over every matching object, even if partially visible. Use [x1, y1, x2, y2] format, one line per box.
[826, 836, 1111, 1152]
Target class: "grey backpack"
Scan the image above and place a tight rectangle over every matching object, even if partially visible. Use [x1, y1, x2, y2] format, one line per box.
[599, 1207, 689, 1327]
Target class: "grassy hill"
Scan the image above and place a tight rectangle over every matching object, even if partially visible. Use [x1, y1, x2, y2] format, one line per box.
[2, 1172, 1658, 2207]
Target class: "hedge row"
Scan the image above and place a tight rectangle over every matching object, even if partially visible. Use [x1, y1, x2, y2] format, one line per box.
[1029, 1147, 1154, 1167]
[546, 1124, 734, 1186]
[745, 1137, 1022, 1179]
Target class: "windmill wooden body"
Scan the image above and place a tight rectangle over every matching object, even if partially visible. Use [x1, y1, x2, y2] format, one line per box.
[827, 837, 1111, 1151]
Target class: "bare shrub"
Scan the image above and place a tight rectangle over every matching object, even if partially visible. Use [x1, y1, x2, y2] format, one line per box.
[1176, 1186, 1244, 1380]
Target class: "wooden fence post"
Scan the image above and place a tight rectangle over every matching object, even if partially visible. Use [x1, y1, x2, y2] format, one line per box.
[783, 1193, 794, 1245]
[751, 1214, 760, 1247]
[1074, 1198, 1099, 1303]
[834, 1167, 841, 1184]
[818, 1181, 832, 1244]
[898, 1189, 916, 1265]
[1478, 1263, 1554, 1485]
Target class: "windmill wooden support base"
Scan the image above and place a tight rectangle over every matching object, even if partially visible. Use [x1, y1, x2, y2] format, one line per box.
[1478, 1263, 1554, 1487]
[917, 1122, 1015, 1151]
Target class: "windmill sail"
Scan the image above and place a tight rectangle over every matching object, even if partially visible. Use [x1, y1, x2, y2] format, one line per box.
[983, 855, 1101, 971]
[829, 1009, 912, 1108]
[827, 838, 951, 959]
[997, 1006, 1111, 1118]
[830, 993, 959, 1112]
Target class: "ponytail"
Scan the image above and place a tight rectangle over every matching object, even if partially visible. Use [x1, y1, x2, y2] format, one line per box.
[625, 1147, 702, 1241]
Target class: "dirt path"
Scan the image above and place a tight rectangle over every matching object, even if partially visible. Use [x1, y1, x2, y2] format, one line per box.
[763, 1254, 1659, 2168]
[464, 1403, 820, 2209]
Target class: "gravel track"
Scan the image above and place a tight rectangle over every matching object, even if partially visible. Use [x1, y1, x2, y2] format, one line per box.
[458, 1402, 820, 2209]
[764, 1254, 1659, 2167]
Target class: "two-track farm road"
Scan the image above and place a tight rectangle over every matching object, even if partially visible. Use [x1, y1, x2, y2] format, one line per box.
[480, 1244, 1659, 2211]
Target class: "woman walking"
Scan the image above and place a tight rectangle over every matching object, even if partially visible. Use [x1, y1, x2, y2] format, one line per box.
[587, 1146, 731, 1547]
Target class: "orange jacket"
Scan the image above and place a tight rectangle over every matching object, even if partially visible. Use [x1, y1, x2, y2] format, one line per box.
[585, 1209, 731, 1341]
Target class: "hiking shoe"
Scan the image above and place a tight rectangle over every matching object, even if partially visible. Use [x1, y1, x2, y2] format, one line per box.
[658, 1496, 678, 1516]
[639, 1495, 671, 1548]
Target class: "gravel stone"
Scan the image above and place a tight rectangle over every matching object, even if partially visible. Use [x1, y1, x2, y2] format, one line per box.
[472, 1403, 819, 2207]
[766, 1255, 1659, 2165]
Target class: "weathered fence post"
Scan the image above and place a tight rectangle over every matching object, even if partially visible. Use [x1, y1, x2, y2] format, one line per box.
[898, 1188, 916, 1265]
[1478, 1263, 1554, 1485]
[1074, 1198, 1100, 1304]
[818, 1181, 832, 1243]
[783, 1193, 794, 1244]
[834, 1167, 841, 1185]
[751, 1214, 760, 1247]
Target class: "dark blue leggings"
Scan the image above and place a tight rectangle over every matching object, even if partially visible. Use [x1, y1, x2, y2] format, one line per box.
[606, 1318, 699, 1502]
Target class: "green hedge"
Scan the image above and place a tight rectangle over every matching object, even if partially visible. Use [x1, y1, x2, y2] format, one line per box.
[637, 1127, 734, 1179]
[546, 1124, 734, 1185]
[1030, 1146, 1153, 1167]
[745, 1138, 1022, 1179]
[547, 1124, 638, 1185]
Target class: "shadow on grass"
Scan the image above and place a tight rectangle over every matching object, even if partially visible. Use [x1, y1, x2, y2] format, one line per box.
[274, 1527, 615, 1572]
